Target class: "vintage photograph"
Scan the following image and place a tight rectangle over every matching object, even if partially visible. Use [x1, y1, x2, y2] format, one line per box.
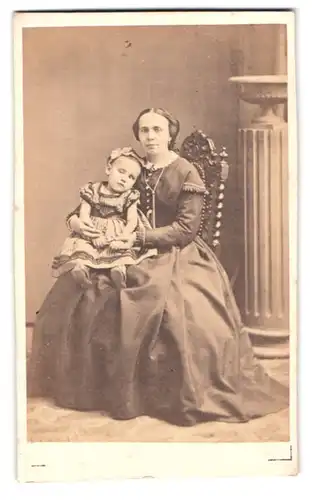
[14, 11, 297, 480]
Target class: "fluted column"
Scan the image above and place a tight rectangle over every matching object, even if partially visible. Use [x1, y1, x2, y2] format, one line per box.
[230, 75, 289, 358]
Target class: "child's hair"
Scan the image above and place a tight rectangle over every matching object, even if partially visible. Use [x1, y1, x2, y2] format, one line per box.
[107, 147, 143, 169]
[132, 107, 180, 150]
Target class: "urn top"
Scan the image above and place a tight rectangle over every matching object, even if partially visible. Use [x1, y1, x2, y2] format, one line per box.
[229, 75, 287, 84]
[229, 74, 288, 129]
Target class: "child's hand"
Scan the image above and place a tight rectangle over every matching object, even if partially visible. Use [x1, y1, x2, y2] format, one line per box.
[93, 236, 108, 249]
[70, 217, 101, 239]
[80, 218, 101, 241]
[80, 216, 93, 227]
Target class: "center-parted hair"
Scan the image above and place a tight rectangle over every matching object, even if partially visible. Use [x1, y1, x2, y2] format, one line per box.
[132, 108, 180, 150]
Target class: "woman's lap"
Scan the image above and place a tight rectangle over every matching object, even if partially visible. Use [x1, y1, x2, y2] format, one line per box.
[29, 242, 289, 424]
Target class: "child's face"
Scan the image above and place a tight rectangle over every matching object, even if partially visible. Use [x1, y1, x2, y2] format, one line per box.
[106, 156, 141, 193]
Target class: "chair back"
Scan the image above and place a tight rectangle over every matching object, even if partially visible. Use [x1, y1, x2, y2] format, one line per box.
[180, 130, 230, 254]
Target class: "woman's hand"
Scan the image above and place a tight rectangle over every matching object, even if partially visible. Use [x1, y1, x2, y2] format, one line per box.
[109, 240, 132, 251]
[69, 215, 101, 239]
[112, 233, 136, 248]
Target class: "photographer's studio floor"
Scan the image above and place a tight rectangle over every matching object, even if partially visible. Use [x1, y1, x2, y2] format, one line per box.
[26, 337, 290, 443]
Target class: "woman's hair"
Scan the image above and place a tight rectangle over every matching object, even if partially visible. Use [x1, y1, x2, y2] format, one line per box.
[132, 108, 180, 150]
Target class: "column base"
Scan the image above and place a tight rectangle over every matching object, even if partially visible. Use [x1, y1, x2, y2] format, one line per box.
[243, 326, 289, 359]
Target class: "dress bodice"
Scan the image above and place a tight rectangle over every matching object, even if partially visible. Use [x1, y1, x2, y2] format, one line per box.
[79, 181, 140, 219]
[137, 156, 202, 228]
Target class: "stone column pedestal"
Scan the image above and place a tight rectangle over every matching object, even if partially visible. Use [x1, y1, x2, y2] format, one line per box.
[229, 75, 289, 358]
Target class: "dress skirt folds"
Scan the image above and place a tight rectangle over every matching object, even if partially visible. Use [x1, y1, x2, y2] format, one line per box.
[29, 157, 288, 426]
[29, 237, 288, 426]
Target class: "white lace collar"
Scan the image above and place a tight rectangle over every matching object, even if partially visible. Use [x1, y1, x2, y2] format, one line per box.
[144, 151, 178, 171]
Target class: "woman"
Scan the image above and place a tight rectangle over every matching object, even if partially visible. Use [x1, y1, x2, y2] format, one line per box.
[30, 107, 288, 426]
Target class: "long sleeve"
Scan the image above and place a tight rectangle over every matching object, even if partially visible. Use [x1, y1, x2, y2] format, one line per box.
[143, 191, 204, 250]
[140, 162, 206, 251]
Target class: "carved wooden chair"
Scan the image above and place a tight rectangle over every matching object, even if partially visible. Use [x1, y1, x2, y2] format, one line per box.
[179, 130, 230, 256]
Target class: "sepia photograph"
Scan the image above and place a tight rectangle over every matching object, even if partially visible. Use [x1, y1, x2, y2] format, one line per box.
[14, 10, 297, 481]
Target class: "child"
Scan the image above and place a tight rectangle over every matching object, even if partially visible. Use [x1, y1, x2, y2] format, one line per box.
[52, 147, 156, 289]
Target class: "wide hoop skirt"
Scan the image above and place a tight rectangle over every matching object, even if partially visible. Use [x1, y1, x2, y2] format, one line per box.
[29, 237, 289, 426]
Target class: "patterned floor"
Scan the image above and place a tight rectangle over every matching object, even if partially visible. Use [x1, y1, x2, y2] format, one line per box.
[27, 358, 290, 443]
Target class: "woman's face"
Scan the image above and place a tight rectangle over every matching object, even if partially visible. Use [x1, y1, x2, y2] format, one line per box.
[138, 112, 171, 156]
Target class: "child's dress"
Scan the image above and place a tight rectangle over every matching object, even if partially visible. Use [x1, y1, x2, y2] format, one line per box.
[52, 181, 156, 277]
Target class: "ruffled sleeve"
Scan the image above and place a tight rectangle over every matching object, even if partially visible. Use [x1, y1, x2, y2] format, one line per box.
[182, 171, 207, 194]
[79, 182, 97, 205]
[65, 182, 96, 230]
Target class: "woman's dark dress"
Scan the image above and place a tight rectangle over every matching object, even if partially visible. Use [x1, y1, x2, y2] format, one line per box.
[29, 157, 289, 426]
